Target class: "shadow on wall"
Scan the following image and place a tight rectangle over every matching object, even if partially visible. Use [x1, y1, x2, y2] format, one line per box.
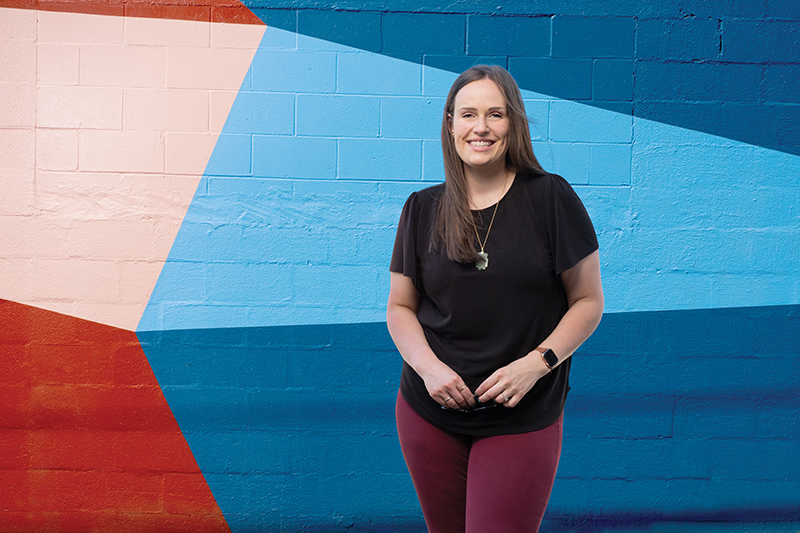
[544, 508, 800, 533]
[136, 304, 800, 531]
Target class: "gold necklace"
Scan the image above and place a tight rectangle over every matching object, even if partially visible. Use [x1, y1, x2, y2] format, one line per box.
[470, 172, 510, 270]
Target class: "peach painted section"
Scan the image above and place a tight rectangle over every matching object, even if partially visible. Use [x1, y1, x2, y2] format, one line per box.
[0, 7, 265, 330]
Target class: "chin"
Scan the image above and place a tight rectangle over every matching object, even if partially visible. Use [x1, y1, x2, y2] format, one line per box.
[466, 158, 503, 171]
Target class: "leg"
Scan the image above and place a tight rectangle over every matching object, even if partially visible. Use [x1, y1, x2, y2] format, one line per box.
[396, 392, 472, 533]
[464, 415, 563, 533]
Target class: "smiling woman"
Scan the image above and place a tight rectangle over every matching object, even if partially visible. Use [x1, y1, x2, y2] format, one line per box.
[386, 65, 604, 532]
[449, 78, 510, 182]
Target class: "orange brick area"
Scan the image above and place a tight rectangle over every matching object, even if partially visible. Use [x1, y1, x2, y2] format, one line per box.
[0, 299, 230, 532]
[0, 0, 263, 24]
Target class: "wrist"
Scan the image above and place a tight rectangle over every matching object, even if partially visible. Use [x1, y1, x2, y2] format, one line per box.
[534, 347, 558, 372]
[414, 352, 449, 378]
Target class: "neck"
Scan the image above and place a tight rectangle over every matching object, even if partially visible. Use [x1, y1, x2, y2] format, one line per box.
[465, 166, 513, 210]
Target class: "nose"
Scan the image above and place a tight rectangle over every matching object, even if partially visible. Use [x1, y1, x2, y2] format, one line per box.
[474, 115, 489, 133]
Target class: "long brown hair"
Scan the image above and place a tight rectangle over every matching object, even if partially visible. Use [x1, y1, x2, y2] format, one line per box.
[433, 65, 544, 263]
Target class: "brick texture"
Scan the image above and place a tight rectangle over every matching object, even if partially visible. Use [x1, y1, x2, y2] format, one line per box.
[0, 299, 229, 530]
[2, 0, 799, 531]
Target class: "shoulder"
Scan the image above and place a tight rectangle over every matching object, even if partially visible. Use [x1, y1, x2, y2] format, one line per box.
[517, 170, 569, 191]
[514, 170, 592, 226]
[402, 182, 444, 213]
[410, 182, 444, 204]
[516, 170, 584, 203]
[397, 183, 444, 231]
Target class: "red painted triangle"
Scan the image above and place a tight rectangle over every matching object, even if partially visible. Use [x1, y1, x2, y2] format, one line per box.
[0, 299, 230, 532]
[0, 0, 264, 24]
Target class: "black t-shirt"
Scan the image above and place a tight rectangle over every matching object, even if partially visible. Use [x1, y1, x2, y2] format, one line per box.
[389, 171, 598, 435]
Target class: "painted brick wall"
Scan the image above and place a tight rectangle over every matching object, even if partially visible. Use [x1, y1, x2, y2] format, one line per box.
[0, 2, 263, 530]
[1, 0, 799, 531]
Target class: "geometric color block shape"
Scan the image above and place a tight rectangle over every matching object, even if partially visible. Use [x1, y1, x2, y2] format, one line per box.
[139, 24, 800, 334]
[138, 304, 800, 529]
[0, 7, 264, 331]
[0, 299, 229, 532]
[242, 5, 800, 156]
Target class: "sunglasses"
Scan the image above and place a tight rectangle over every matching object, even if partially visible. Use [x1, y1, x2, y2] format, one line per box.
[441, 399, 499, 413]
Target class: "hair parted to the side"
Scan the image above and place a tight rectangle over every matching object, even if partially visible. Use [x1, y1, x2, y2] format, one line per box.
[434, 64, 544, 263]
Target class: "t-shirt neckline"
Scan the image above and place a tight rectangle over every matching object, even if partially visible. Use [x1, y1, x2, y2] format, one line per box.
[469, 172, 518, 213]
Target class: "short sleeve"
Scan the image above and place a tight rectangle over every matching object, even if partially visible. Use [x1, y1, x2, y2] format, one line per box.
[389, 192, 421, 288]
[546, 175, 599, 275]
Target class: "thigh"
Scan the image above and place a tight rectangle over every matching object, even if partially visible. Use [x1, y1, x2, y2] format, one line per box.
[396, 392, 472, 533]
[465, 415, 563, 533]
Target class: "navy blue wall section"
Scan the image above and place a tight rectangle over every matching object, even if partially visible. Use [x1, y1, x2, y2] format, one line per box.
[138, 304, 800, 531]
[244, 0, 800, 18]
[247, 2, 800, 156]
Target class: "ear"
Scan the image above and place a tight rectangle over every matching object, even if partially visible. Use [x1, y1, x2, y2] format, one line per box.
[446, 113, 454, 136]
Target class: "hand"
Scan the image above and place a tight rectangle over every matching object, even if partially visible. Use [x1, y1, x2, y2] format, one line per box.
[419, 360, 475, 410]
[474, 353, 549, 408]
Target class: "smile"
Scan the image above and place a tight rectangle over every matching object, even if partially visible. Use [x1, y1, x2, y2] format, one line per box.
[469, 141, 494, 147]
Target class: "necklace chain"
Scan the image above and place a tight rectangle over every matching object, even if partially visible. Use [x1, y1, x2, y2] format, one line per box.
[469, 172, 510, 270]
[472, 203, 499, 254]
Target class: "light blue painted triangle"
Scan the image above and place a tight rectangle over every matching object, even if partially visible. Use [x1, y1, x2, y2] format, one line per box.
[138, 26, 800, 333]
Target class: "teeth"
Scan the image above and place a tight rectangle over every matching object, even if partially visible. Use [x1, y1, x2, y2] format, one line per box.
[470, 141, 492, 147]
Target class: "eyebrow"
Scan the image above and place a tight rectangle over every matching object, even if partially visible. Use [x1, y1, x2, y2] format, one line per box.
[457, 106, 506, 112]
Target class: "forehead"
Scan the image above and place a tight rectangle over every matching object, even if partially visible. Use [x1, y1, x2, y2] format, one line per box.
[454, 78, 506, 109]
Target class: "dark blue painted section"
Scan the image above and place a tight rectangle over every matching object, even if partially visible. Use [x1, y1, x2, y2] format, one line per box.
[246, 4, 800, 156]
[245, 0, 800, 20]
[297, 10, 382, 52]
[467, 15, 550, 57]
[138, 305, 800, 531]
[510, 56, 595, 101]
[553, 17, 635, 58]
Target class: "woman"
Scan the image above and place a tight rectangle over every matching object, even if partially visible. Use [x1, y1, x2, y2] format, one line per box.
[386, 65, 604, 532]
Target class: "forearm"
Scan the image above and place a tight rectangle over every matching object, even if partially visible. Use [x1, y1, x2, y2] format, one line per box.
[532, 294, 603, 366]
[386, 304, 446, 378]
[532, 250, 604, 368]
[387, 301, 477, 409]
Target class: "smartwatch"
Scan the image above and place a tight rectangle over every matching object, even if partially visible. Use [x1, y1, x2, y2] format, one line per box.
[535, 347, 558, 371]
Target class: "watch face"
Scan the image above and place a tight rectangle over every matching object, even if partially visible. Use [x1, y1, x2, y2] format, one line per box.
[543, 349, 558, 368]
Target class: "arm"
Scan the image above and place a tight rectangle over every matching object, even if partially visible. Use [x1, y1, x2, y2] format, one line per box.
[475, 249, 604, 407]
[386, 272, 476, 410]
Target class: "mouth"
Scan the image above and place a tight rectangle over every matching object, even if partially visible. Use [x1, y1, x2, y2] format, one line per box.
[468, 140, 494, 148]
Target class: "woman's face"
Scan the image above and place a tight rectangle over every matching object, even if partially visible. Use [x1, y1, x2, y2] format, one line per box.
[449, 78, 510, 175]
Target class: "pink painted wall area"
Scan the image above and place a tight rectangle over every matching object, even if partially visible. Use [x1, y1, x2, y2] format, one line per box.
[0, 6, 265, 331]
[0, 3, 265, 529]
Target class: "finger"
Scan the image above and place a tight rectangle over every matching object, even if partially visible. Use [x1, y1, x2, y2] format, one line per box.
[494, 388, 521, 408]
[492, 391, 506, 403]
[479, 382, 506, 404]
[456, 384, 475, 407]
[446, 389, 468, 409]
[475, 374, 500, 399]
[441, 390, 463, 409]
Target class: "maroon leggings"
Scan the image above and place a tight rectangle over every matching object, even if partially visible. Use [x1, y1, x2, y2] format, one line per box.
[396, 393, 562, 533]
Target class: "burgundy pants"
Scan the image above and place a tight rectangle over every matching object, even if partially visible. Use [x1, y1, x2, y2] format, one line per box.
[396, 392, 562, 533]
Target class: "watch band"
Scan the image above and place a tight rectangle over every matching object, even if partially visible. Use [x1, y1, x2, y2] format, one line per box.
[535, 347, 558, 371]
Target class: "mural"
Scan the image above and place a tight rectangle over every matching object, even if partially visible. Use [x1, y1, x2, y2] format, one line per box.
[1, 0, 798, 531]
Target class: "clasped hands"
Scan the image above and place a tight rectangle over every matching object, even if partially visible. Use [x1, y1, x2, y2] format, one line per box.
[422, 352, 550, 410]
